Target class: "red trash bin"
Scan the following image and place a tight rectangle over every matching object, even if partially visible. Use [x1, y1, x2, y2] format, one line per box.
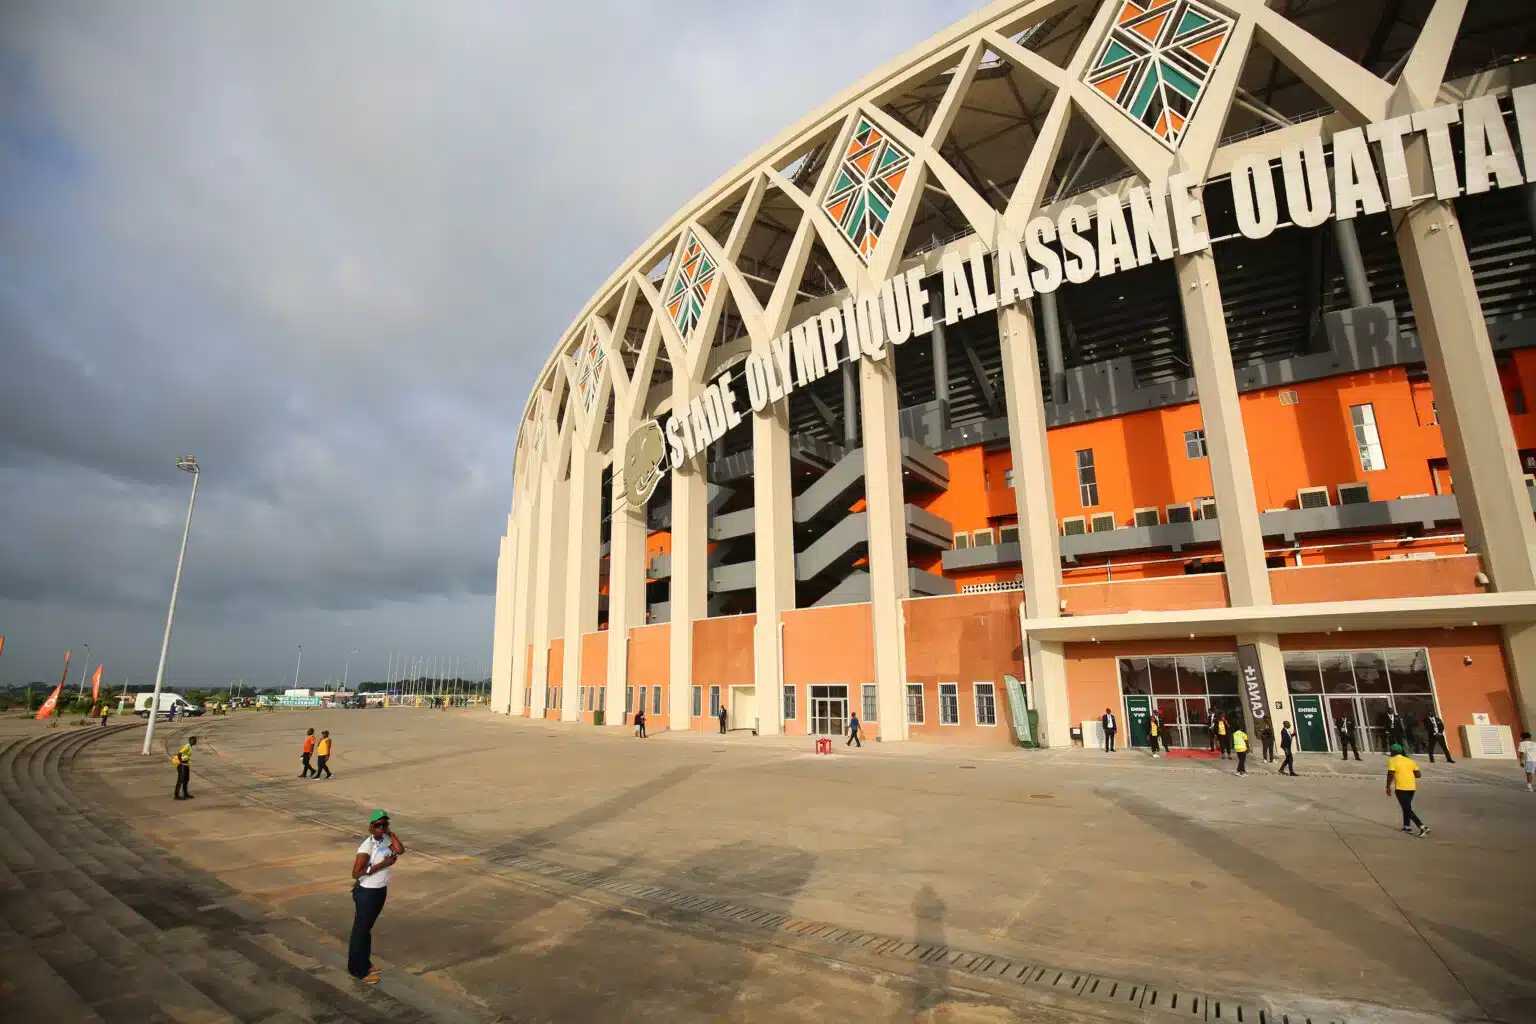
[815, 737, 832, 754]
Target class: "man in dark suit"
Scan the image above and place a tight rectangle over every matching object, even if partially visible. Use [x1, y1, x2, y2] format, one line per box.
[1336, 716, 1362, 760]
[1424, 712, 1455, 763]
[1278, 721, 1298, 776]
[1101, 708, 1118, 753]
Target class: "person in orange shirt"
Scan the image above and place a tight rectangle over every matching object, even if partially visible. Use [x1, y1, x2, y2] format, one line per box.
[300, 728, 317, 778]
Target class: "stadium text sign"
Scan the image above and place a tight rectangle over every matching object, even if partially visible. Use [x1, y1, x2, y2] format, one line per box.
[657, 88, 1536, 472]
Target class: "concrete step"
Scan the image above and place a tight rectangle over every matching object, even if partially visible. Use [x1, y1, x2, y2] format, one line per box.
[0, 920, 108, 1023]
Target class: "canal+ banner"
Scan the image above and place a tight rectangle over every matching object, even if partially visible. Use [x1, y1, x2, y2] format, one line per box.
[621, 88, 1536, 508]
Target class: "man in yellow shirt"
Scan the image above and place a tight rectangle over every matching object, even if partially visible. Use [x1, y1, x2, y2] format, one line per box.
[1386, 743, 1430, 836]
[314, 730, 334, 780]
[173, 736, 197, 800]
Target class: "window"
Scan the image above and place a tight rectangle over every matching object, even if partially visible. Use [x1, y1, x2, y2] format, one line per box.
[1004, 469, 1014, 488]
[973, 528, 994, 546]
[861, 683, 878, 722]
[709, 685, 721, 717]
[999, 525, 1020, 544]
[783, 685, 797, 721]
[578, 686, 587, 711]
[1511, 386, 1528, 415]
[953, 532, 971, 550]
[1184, 429, 1207, 459]
[598, 688, 606, 712]
[974, 683, 997, 726]
[939, 683, 960, 725]
[1350, 403, 1386, 471]
[691, 685, 702, 717]
[638, 686, 647, 718]
[905, 683, 925, 724]
[625, 686, 634, 714]
[1076, 449, 1098, 507]
[652, 684, 663, 716]
[524, 687, 531, 709]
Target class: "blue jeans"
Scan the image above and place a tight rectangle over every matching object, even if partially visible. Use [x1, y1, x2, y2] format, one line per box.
[348, 885, 387, 977]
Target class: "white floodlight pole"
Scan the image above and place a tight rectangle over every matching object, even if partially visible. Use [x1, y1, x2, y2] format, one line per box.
[143, 456, 200, 755]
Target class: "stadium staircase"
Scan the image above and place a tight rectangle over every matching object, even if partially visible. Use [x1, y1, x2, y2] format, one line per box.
[0, 725, 491, 1023]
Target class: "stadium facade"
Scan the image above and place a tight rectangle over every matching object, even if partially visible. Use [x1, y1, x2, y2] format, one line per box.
[492, 0, 1536, 755]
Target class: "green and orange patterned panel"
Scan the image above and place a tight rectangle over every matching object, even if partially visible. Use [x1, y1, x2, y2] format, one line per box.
[1083, 0, 1233, 149]
[822, 116, 913, 262]
[664, 231, 716, 343]
[572, 322, 607, 415]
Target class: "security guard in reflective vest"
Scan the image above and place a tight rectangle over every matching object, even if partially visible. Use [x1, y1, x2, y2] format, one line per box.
[173, 736, 197, 800]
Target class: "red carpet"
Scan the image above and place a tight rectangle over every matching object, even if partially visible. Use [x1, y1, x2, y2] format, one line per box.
[1164, 748, 1222, 759]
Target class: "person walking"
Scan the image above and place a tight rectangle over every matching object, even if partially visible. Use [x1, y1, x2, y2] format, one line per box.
[349, 810, 405, 983]
[1215, 714, 1231, 759]
[1386, 743, 1430, 836]
[1206, 709, 1219, 753]
[717, 703, 728, 735]
[1424, 712, 1455, 764]
[314, 730, 334, 779]
[1260, 722, 1276, 763]
[633, 706, 647, 738]
[1518, 731, 1535, 792]
[1336, 716, 1362, 761]
[1232, 724, 1250, 776]
[99, 702, 111, 728]
[846, 710, 862, 748]
[1147, 710, 1162, 757]
[1278, 721, 1298, 776]
[1100, 708, 1117, 753]
[172, 736, 197, 800]
[300, 728, 317, 778]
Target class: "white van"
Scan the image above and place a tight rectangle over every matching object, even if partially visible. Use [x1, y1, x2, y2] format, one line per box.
[133, 692, 199, 718]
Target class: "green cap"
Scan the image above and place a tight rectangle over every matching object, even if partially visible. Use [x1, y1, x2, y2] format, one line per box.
[1389, 743, 1404, 754]
[369, 809, 390, 824]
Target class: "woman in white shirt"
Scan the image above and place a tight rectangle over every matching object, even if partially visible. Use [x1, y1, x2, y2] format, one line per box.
[1519, 732, 1535, 793]
[349, 809, 405, 982]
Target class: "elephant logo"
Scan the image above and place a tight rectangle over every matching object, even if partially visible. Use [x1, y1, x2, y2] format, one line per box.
[621, 420, 666, 507]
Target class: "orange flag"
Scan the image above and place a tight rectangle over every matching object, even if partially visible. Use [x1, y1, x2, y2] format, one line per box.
[91, 665, 103, 706]
[37, 650, 70, 720]
[0, 635, 6, 658]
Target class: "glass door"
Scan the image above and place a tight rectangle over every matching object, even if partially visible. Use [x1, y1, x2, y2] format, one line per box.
[809, 685, 848, 736]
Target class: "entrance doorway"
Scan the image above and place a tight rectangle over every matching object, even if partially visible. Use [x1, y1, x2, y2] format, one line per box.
[1283, 649, 1440, 754]
[1117, 655, 1245, 750]
[730, 685, 758, 734]
[809, 685, 848, 737]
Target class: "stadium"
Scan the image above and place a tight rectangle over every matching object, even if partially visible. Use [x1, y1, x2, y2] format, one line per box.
[491, 0, 1536, 756]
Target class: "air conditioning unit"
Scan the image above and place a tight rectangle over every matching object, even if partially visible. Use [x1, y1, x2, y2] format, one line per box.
[1459, 722, 1514, 759]
[1165, 503, 1193, 524]
[1061, 516, 1087, 536]
[1279, 390, 1299, 406]
[1133, 507, 1161, 528]
[1090, 512, 1117, 533]
[1297, 486, 1331, 509]
[953, 533, 971, 550]
[1195, 497, 1218, 520]
[973, 528, 995, 547]
[1337, 482, 1371, 505]
[999, 525, 1020, 544]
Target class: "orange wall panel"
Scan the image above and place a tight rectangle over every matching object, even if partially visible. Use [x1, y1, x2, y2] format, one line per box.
[904, 592, 1024, 747]
[626, 623, 670, 731]
[1269, 554, 1485, 604]
[692, 615, 756, 731]
[544, 638, 564, 720]
[1060, 574, 1229, 615]
[781, 603, 876, 738]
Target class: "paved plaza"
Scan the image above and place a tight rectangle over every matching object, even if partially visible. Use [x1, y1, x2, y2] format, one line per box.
[57, 709, 1536, 1021]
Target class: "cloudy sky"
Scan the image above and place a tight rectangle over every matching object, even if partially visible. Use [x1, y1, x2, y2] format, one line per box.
[0, 1, 974, 689]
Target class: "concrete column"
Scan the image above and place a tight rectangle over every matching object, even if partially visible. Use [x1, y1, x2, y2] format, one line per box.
[605, 485, 646, 729]
[842, 361, 860, 446]
[932, 318, 951, 404]
[1333, 219, 1373, 308]
[490, 526, 515, 714]
[669, 382, 707, 730]
[1237, 633, 1294, 740]
[560, 444, 603, 722]
[859, 354, 912, 738]
[752, 402, 795, 735]
[528, 465, 569, 717]
[1039, 291, 1066, 385]
[998, 301, 1069, 746]
[1397, 198, 1536, 729]
[1177, 251, 1273, 608]
[509, 489, 538, 714]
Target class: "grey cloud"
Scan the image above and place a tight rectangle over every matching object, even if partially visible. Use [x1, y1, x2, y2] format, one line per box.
[0, 0, 971, 683]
